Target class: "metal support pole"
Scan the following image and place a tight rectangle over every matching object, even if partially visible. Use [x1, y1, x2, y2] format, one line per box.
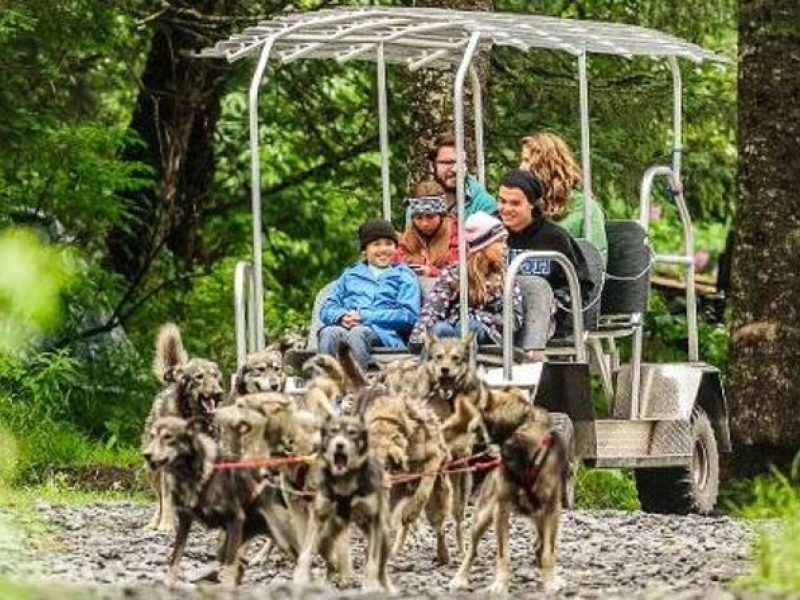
[234, 261, 256, 369]
[578, 50, 593, 241]
[668, 57, 697, 361]
[630, 321, 644, 419]
[243, 13, 367, 351]
[503, 251, 586, 379]
[377, 43, 392, 221]
[454, 32, 482, 338]
[247, 39, 276, 351]
[639, 164, 697, 362]
[669, 57, 683, 177]
[469, 65, 485, 186]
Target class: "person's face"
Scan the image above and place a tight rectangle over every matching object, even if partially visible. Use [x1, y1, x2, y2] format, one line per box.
[363, 238, 396, 268]
[431, 146, 457, 192]
[483, 240, 506, 264]
[412, 213, 443, 236]
[498, 185, 534, 233]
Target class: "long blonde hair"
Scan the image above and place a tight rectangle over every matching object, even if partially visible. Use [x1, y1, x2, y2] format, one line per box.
[462, 242, 506, 306]
[520, 132, 582, 220]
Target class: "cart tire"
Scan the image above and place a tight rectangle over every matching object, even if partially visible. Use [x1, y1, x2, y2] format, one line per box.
[634, 408, 719, 515]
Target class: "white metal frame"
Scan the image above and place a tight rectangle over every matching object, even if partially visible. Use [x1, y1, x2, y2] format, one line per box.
[213, 7, 723, 380]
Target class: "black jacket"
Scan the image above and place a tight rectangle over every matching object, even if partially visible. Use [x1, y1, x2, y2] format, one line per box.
[506, 218, 594, 315]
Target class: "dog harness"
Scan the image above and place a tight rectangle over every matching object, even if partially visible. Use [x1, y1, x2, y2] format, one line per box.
[502, 432, 554, 511]
[324, 466, 377, 520]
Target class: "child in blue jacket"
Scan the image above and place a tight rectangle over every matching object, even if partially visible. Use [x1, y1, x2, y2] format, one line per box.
[319, 218, 421, 369]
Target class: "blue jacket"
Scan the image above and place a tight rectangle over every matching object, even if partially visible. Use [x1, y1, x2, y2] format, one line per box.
[320, 261, 421, 348]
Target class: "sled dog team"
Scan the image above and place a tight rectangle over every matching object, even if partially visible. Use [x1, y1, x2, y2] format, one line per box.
[142, 323, 567, 594]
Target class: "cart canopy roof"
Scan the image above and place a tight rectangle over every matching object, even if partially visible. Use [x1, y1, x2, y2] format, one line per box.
[200, 6, 724, 67]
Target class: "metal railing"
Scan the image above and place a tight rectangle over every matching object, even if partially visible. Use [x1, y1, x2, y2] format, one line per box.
[503, 251, 586, 380]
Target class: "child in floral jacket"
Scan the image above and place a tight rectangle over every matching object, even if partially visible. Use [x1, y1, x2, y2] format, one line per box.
[410, 211, 523, 345]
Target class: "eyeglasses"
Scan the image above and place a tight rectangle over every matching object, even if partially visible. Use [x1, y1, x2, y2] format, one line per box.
[435, 159, 457, 166]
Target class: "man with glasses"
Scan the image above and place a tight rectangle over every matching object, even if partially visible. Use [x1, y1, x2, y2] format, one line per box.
[428, 131, 497, 218]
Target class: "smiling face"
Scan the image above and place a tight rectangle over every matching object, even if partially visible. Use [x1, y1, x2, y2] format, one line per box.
[498, 185, 534, 233]
[363, 237, 397, 268]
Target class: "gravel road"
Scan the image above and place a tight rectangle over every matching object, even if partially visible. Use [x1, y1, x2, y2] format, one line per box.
[0, 501, 754, 599]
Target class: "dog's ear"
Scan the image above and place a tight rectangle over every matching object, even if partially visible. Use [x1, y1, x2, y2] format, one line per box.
[424, 329, 437, 354]
[162, 366, 177, 383]
[232, 366, 245, 395]
[171, 365, 186, 385]
[337, 345, 367, 391]
[463, 330, 476, 349]
[276, 337, 295, 355]
[185, 417, 205, 437]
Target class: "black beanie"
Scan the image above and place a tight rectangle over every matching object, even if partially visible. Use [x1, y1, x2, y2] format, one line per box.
[358, 218, 398, 249]
[500, 169, 545, 215]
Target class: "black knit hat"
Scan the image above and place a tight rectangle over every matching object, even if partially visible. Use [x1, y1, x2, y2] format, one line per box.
[500, 169, 545, 215]
[358, 218, 398, 249]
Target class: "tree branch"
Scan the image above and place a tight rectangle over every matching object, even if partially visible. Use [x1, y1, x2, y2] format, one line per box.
[204, 134, 377, 220]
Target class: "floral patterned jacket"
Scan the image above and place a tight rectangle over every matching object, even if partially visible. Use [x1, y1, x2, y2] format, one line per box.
[410, 266, 523, 344]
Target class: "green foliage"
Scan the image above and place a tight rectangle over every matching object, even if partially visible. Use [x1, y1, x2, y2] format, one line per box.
[0, 229, 75, 352]
[644, 292, 730, 372]
[730, 458, 800, 595]
[575, 466, 640, 510]
[492, 0, 736, 221]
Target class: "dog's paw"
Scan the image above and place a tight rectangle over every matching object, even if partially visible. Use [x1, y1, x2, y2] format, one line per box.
[163, 571, 180, 589]
[218, 565, 239, 589]
[486, 578, 510, 596]
[362, 578, 384, 594]
[448, 574, 468, 591]
[155, 515, 175, 532]
[542, 573, 564, 594]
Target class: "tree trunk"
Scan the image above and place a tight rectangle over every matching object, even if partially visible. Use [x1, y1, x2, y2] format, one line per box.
[729, 0, 800, 474]
[401, 0, 494, 184]
[107, 1, 241, 281]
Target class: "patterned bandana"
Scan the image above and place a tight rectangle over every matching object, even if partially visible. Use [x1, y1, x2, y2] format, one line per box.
[408, 195, 447, 217]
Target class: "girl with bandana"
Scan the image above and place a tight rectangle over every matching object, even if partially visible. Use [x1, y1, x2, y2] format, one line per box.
[394, 181, 459, 278]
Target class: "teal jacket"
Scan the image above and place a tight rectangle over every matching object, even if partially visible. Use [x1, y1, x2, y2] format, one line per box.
[446, 176, 498, 218]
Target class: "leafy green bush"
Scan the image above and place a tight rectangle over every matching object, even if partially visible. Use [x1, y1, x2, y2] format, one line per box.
[732, 458, 800, 595]
[575, 466, 639, 511]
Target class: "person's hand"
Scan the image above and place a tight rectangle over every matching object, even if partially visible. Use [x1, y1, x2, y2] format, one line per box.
[526, 349, 545, 363]
[410, 263, 428, 277]
[340, 311, 361, 329]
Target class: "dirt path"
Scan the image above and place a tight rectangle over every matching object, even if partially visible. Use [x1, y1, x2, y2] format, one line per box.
[1, 501, 753, 598]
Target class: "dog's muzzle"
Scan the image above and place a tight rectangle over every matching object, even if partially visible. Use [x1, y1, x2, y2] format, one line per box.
[143, 453, 168, 470]
[437, 370, 457, 388]
[199, 392, 221, 415]
[329, 441, 350, 475]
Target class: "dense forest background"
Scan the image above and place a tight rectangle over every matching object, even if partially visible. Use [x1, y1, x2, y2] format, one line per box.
[0, 0, 737, 472]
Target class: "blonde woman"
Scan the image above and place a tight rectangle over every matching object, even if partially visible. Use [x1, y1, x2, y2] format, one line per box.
[410, 211, 522, 345]
[520, 131, 608, 263]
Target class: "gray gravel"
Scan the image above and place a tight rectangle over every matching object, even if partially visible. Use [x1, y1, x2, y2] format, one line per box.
[0, 501, 754, 599]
